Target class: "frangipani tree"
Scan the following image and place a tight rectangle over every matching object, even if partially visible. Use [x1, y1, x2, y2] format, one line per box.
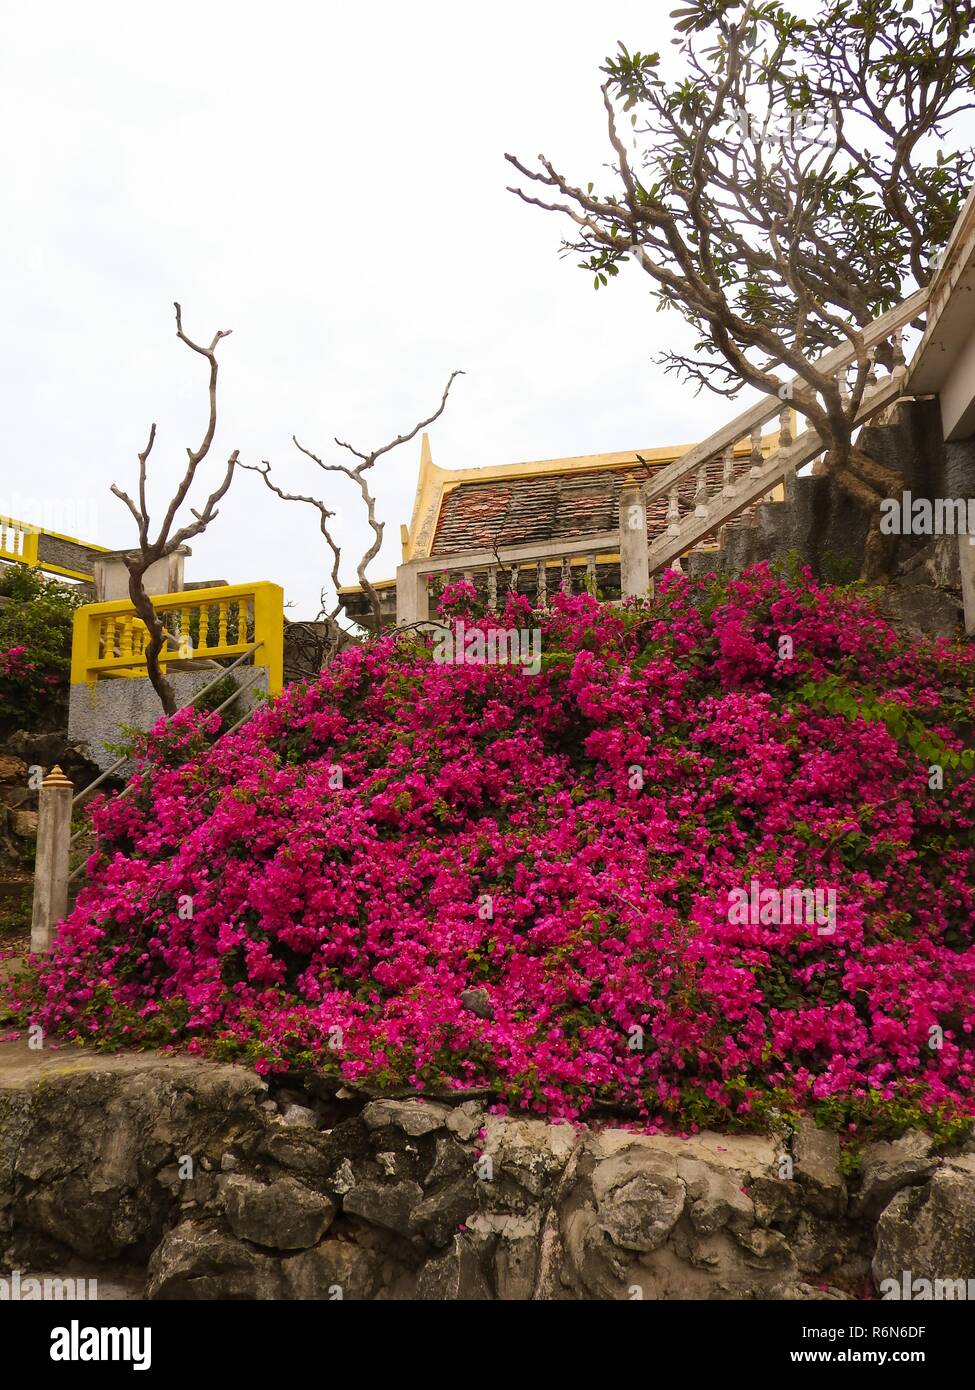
[507, 0, 975, 576]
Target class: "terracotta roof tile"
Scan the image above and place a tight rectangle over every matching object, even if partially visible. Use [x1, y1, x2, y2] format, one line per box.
[431, 457, 758, 555]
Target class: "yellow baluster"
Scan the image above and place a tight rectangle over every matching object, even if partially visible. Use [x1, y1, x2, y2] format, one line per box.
[217, 600, 228, 650]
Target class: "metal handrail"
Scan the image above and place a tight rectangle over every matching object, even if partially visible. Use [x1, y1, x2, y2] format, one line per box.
[70, 640, 263, 813]
[66, 667, 268, 877]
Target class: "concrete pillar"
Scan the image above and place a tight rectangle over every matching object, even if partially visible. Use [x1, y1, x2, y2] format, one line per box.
[30, 765, 73, 955]
[619, 482, 652, 600]
[92, 547, 190, 602]
[396, 564, 429, 625]
[960, 533, 975, 637]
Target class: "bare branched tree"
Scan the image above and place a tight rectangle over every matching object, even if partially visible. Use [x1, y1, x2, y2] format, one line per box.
[506, 0, 975, 578]
[238, 461, 350, 652]
[111, 304, 237, 714]
[242, 371, 463, 635]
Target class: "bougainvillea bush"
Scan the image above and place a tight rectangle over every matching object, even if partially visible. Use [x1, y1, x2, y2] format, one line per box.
[11, 564, 975, 1136]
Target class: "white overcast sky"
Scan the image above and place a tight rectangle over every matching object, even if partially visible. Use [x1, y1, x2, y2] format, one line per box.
[0, 0, 957, 616]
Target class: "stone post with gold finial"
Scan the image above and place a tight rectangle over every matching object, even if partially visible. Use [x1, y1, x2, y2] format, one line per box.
[30, 765, 73, 955]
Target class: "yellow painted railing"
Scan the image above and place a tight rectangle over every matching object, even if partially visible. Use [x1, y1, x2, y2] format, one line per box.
[0, 516, 40, 567]
[0, 514, 109, 581]
[71, 582, 284, 695]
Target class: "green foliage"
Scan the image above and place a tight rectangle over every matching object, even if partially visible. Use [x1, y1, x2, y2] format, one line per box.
[819, 549, 861, 586]
[0, 568, 86, 732]
[0, 568, 84, 670]
[798, 672, 975, 774]
[814, 1089, 972, 1151]
[192, 673, 247, 726]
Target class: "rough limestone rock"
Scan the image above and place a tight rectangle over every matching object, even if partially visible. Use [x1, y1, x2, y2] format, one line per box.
[416, 1235, 492, 1300]
[5, 1052, 267, 1261]
[791, 1211, 866, 1283]
[282, 1239, 385, 1300]
[343, 1180, 425, 1237]
[408, 1172, 477, 1247]
[147, 1223, 283, 1299]
[361, 1099, 450, 1137]
[559, 1130, 805, 1300]
[279, 1104, 316, 1128]
[221, 1174, 335, 1250]
[10, 809, 37, 839]
[0, 755, 28, 784]
[853, 1132, 939, 1217]
[872, 1162, 975, 1289]
[459, 988, 494, 1019]
[793, 1119, 846, 1218]
[590, 1147, 686, 1253]
[678, 1157, 754, 1236]
[261, 1125, 335, 1183]
[480, 1116, 580, 1205]
[445, 1101, 485, 1143]
[493, 1229, 540, 1300]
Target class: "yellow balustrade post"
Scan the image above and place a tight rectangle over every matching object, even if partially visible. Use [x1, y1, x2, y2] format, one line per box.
[179, 605, 192, 659]
[71, 607, 95, 686]
[253, 583, 284, 695]
[22, 527, 40, 566]
[199, 600, 214, 654]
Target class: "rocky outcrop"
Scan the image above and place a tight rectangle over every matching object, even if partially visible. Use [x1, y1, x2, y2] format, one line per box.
[0, 1043, 972, 1300]
[872, 1155, 975, 1292]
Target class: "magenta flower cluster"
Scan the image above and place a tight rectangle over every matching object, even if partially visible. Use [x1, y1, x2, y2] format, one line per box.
[0, 645, 34, 681]
[19, 565, 975, 1129]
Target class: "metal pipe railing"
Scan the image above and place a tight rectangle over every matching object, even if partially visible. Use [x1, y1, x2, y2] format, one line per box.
[71, 641, 263, 811]
[66, 667, 268, 876]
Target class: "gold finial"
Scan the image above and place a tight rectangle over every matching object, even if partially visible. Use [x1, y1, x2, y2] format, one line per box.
[43, 765, 73, 788]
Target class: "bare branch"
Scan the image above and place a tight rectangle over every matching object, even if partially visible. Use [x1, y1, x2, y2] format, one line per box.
[247, 373, 463, 634]
[109, 307, 237, 714]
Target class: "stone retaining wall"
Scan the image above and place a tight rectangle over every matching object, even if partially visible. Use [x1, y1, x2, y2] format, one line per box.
[0, 1046, 970, 1300]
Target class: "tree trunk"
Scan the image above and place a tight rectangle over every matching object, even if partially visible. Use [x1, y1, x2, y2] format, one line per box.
[827, 447, 899, 582]
[127, 570, 177, 715]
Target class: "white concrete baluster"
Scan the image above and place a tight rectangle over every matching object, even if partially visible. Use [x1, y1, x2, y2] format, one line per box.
[891, 327, 905, 368]
[694, 463, 709, 517]
[722, 443, 736, 496]
[778, 406, 794, 448]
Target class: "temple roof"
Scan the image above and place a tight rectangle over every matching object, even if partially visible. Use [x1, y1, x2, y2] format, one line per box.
[337, 429, 784, 625]
[402, 434, 773, 562]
